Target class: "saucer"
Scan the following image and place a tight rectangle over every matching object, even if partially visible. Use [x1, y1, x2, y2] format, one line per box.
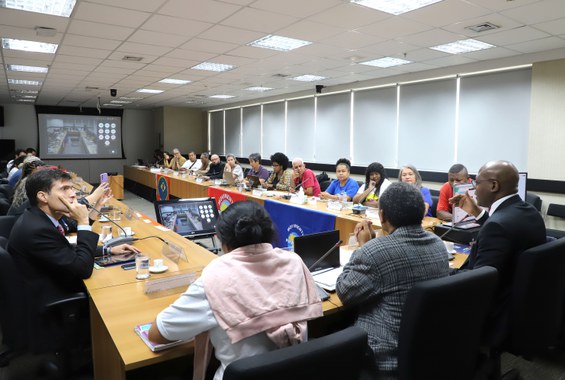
[149, 265, 168, 274]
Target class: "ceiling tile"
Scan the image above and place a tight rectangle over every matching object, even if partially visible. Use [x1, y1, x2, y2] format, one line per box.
[310, 3, 390, 30]
[158, 0, 242, 23]
[198, 25, 264, 45]
[67, 19, 134, 40]
[180, 38, 238, 55]
[73, 2, 151, 28]
[83, 0, 167, 12]
[141, 15, 212, 37]
[250, 0, 342, 18]
[63, 34, 122, 50]
[127, 30, 191, 48]
[479, 26, 550, 46]
[221, 7, 299, 33]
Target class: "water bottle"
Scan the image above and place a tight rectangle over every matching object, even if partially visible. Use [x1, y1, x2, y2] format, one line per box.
[339, 191, 347, 203]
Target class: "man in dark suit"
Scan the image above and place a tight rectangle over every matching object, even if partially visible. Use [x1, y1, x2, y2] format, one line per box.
[8, 169, 138, 304]
[451, 160, 546, 341]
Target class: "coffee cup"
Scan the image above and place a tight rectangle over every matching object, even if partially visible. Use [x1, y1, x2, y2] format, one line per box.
[153, 259, 164, 269]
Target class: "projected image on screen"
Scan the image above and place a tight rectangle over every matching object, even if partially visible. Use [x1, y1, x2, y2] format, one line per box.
[38, 114, 123, 159]
[158, 202, 217, 237]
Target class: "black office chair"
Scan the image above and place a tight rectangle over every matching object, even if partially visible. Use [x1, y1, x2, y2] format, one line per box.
[429, 188, 440, 197]
[489, 237, 565, 379]
[525, 192, 542, 212]
[0, 246, 91, 378]
[0, 198, 10, 216]
[0, 184, 13, 200]
[430, 194, 439, 217]
[0, 215, 17, 240]
[545, 203, 565, 239]
[397, 266, 498, 380]
[223, 326, 368, 380]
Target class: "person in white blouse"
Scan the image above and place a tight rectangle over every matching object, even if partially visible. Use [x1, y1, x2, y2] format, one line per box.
[224, 153, 244, 182]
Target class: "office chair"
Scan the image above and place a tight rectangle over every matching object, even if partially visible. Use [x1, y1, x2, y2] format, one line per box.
[0, 246, 91, 378]
[223, 326, 368, 380]
[0, 184, 13, 200]
[430, 194, 439, 217]
[0, 198, 10, 216]
[525, 192, 542, 212]
[0, 215, 17, 240]
[397, 266, 498, 380]
[545, 203, 565, 239]
[488, 238, 565, 379]
[429, 188, 440, 197]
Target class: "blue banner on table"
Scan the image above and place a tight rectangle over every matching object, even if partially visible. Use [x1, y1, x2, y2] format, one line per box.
[264, 199, 336, 249]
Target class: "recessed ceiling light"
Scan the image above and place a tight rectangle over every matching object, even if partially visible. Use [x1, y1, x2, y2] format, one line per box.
[1, 0, 76, 17]
[209, 95, 235, 99]
[245, 86, 274, 92]
[136, 89, 163, 94]
[103, 103, 123, 107]
[291, 75, 327, 82]
[20, 89, 39, 94]
[110, 100, 132, 104]
[17, 99, 35, 102]
[351, 0, 443, 15]
[359, 57, 412, 68]
[248, 35, 312, 52]
[7, 64, 48, 73]
[8, 78, 42, 86]
[430, 39, 495, 54]
[17, 95, 37, 99]
[119, 96, 143, 100]
[159, 78, 191, 85]
[191, 62, 235, 72]
[2, 38, 58, 54]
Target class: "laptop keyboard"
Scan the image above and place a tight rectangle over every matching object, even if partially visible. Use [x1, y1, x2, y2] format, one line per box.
[312, 267, 343, 291]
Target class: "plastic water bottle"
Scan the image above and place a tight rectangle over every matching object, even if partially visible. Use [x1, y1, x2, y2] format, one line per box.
[339, 191, 347, 203]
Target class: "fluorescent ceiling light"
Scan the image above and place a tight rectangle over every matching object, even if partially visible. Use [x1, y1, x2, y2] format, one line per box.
[1, 0, 76, 17]
[120, 96, 143, 100]
[2, 38, 58, 54]
[20, 89, 38, 94]
[430, 39, 495, 54]
[7, 64, 48, 73]
[8, 78, 42, 86]
[209, 95, 235, 99]
[351, 0, 443, 15]
[191, 62, 235, 72]
[17, 95, 37, 99]
[159, 78, 191, 85]
[17, 99, 35, 102]
[291, 74, 326, 82]
[245, 86, 274, 92]
[103, 103, 123, 107]
[110, 100, 132, 104]
[248, 35, 311, 52]
[136, 88, 163, 94]
[359, 57, 412, 68]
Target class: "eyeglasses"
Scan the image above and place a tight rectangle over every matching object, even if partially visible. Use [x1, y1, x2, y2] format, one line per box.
[272, 163, 280, 167]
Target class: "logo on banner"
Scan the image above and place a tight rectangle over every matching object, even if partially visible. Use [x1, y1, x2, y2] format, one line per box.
[285, 223, 305, 249]
[218, 193, 234, 212]
[157, 175, 169, 201]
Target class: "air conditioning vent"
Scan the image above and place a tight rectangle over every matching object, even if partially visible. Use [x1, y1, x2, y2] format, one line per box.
[466, 22, 499, 33]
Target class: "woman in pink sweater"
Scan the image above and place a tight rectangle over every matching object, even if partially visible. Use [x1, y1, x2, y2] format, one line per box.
[149, 201, 322, 380]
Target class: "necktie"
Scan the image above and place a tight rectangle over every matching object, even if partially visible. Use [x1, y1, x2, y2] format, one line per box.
[56, 224, 65, 236]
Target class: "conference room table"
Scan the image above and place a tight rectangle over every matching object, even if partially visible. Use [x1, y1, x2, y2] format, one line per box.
[123, 166, 440, 244]
[83, 197, 345, 380]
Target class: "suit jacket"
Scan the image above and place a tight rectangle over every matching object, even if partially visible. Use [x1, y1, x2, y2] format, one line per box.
[7, 206, 100, 307]
[458, 194, 546, 342]
[207, 162, 225, 180]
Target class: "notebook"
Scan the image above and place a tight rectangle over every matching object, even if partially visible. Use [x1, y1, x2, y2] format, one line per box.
[294, 230, 342, 292]
[134, 322, 191, 352]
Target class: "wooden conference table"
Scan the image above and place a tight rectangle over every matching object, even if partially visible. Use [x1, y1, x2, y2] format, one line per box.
[85, 168, 467, 380]
[84, 198, 345, 380]
[124, 166, 440, 244]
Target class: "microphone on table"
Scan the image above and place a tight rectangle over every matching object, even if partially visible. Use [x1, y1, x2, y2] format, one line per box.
[77, 198, 135, 247]
[438, 215, 475, 244]
[308, 240, 343, 272]
[284, 177, 311, 199]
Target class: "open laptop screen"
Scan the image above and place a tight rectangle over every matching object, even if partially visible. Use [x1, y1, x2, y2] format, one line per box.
[154, 197, 219, 238]
[293, 230, 340, 272]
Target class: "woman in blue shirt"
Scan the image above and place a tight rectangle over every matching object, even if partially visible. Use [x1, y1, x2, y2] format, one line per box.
[319, 158, 359, 201]
[399, 164, 433, 217]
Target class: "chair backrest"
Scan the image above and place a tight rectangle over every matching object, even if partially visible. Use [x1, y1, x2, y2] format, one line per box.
[508, 238, 565, 355]
[0, 246, 29, 364]
[0, 198, 10, 216]
[0, 215, 17, 239]
[223, 326, 368, 380]
[430, 194, 439, 217]
[526, 192, 542, 212]
[429, 188, 440, 197]
[398, 266, 498, 380]
[547, 203, 565, 219]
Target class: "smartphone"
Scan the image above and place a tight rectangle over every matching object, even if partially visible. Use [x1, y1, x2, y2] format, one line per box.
[121, 263, 136, 270]
[100, 172, 109, 185]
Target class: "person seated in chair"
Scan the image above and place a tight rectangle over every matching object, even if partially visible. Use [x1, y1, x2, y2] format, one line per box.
[246, 153, 270, 183]
[436, 163, 471, 221]
[353, 162, 391, 208]
[8, 169, 139, 307]
[337, 182, 449, 379]
[319, 158, 359, 201]
[149, 201, 322, 380]
[289, 158, 321, 196]
[449, 160, 546, 343]
[181, 151, 202, 172]
[205, 154, 225, 180]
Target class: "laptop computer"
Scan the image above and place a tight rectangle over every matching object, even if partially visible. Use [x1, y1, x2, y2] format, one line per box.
[223, 170, 236, 185]
[154, 197, 219, 239]
[294, 230, 342, 292]
[246, 175, 261, 188]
